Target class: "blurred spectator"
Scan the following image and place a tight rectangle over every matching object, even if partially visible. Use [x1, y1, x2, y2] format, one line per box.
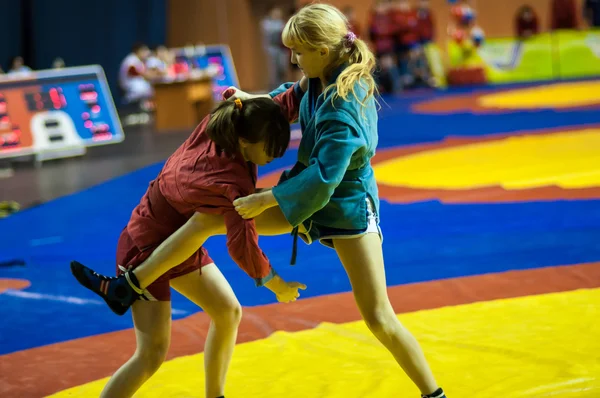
[390, 0, 420, 88]
[414, 0, 435, 87]
[261, 6, 287, 88]
[52, 57, 66, 69]
[182, 43, 197, 67]
[416, 0, 435, 44]
[147, 45, 174, 79]
[550, 0, 578, 30]
[585, 0, 600, 27]
[118, 43, 154, 104]
[8, 56, 32, 75]
[369, 0, 399, 93]
[343, 6, 361, 37]
[515, 5, 539, 39]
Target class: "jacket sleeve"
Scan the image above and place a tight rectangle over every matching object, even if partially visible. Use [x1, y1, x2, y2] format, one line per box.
[271, 119, 365, 227]
[222, 207, 276, 286]
[189, 185, 276, 287]
[271, 82, 304, 123]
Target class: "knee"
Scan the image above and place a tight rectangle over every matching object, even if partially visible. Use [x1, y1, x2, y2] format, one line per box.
[135, 340, 170, 372]
[362, 306, 399, 336]
[212, 300, 243, 328]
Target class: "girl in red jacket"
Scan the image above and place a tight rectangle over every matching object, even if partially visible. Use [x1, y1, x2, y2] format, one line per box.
[70, 84, 306, 398]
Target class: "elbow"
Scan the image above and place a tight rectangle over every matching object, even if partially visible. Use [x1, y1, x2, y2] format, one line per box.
[188, 213, 205, 231]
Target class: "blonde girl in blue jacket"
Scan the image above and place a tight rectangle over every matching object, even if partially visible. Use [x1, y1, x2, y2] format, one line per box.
[232, 4, 446, 398]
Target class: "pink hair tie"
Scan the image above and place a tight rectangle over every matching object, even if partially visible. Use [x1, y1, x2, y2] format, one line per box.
[343, 31, 357, 48]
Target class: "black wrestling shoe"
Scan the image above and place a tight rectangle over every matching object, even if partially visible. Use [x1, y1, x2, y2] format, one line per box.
[70, 261, 142, 315]
[422, 388, 446, 398]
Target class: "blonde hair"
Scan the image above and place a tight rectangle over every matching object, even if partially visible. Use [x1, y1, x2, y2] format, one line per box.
[282, 3, 377, 108]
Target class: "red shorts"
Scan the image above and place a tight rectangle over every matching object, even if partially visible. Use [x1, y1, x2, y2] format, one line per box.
[115, 228, 214, 301]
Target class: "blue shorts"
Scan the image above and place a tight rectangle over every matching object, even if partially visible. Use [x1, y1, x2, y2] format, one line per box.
[299, 197, 383, 249]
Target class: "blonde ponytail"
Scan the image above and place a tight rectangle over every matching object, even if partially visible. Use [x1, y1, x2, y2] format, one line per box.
[328, 37, 377, 108]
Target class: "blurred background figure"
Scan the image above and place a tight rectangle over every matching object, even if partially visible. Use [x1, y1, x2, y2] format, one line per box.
[416, 0, 435, 46]
[52, 57, 66, 69]
[413, 0, 435, 87]
[118, 43, 155, 105]
[369, 0, 399, 93]
[8, 56, 32, 76]
[515, 5, 539, 39]
[391, 0, 420, 89]
[585, 0, 600, 27]
[261, 6, 287, 88]
[550, 0, 579, 30]
[146, 45, 174, 80]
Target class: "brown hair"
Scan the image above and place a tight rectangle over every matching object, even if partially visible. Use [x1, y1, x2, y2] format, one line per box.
[206, 98, 290, 158]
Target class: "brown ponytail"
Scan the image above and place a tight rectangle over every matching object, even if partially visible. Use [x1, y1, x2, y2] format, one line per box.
[206, 98, 291, 158]
[206, 100, 242, 156]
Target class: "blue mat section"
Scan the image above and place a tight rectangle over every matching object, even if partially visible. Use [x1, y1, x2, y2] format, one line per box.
[2, 84, 600, 355]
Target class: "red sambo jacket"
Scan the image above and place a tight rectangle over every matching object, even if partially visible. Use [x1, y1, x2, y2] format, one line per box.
[126, 84, 301, 286]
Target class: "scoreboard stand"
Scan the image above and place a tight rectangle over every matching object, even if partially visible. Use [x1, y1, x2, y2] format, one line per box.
[172, 44, 240, 101]
[0, 65, 124, 167]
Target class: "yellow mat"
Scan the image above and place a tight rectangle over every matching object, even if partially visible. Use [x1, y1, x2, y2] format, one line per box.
[52, 288, 600, 397]
[478, 81, 600, 109]
[373, 129, 600, 190]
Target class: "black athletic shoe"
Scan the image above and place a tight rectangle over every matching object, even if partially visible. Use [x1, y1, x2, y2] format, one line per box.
[70, 261, 141, 315]
[422, 388, 446, 398]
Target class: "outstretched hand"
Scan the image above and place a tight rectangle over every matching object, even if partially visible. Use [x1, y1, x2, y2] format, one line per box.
[265, 274, 307, 303]
[275, 281, 307, 303]
[233, 192, 271, 220]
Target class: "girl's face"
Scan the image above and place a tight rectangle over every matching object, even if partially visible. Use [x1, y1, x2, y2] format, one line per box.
[239, 139, 275, 166]
[288, 44, 329, 80]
